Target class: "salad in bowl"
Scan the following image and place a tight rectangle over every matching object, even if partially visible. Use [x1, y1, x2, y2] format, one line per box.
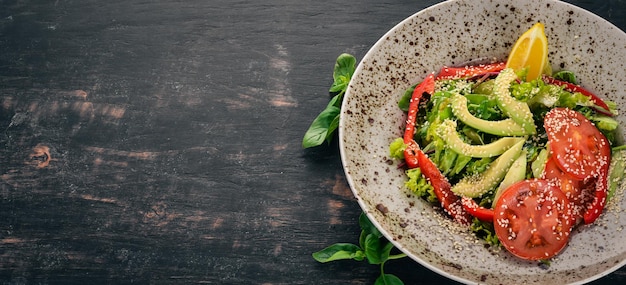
[390, 22, 622, 261]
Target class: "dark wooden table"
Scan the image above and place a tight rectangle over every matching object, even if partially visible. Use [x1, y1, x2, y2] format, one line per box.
[1, 0, 625, 284]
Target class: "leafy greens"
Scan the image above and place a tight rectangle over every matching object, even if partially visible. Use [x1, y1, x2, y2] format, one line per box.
[302, 53, 356, 148]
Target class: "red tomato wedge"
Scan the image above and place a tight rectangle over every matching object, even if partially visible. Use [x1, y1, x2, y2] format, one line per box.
[544, 108, 611, 180]
[494, 179, 574, 260]
[435, 62, 506, 80]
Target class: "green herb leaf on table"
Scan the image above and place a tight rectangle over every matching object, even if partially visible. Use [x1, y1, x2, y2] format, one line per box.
[309, 54, 405, 284]
[329, 53, 357, 93]
[302, 104, 341, 148]
[359, 212, 383, 238]
[363, 233, 385, 264]
[312, 243, 365, 263]
[313, 211, 406, 284]
[302, 53, 356, 148]
[375, 273, 404, 285]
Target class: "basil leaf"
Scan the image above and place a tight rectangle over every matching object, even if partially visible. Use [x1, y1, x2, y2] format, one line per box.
[359, 229, 368, 250]
[326, 113, 340, 143]
[380, 241, 394, 262]
[302, 102, 341, 148]
[312, 243, 365, 262]
[359, 212, 382, 238]
[302, 53, 356, 148]
[329, 53, 357, 93]
[375, 274, 404, 285]
[364, 233, 383, 264]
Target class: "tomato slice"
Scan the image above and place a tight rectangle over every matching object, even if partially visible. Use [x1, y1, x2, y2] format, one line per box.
[544, 108, 611, 180]
[541, 157, 594, 224]
[493, 179, 573, 260]
[583, 158, 610, 224]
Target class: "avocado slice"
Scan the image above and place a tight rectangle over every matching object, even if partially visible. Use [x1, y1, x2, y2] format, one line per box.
[493, 68, 536, 134]
[531, 147, 549, 178]
[437, 119, 525, 158]
[492, 151, 527, 207]
[608, 149, 626, 201]
[450, 94, 531, 136]
[451, 140, 524, 198]
[473, 79, 495, 96]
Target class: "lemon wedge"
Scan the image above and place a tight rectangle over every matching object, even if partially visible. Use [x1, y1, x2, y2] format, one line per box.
[506, 22, 550, 81]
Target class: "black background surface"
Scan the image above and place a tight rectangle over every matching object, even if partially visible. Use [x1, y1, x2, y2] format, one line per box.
[1, 0, 625, 284]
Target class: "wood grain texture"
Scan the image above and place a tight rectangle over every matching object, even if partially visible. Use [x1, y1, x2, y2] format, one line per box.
[0, 0, 625, 284]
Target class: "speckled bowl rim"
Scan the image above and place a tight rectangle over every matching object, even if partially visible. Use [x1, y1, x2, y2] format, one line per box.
[339, 0, 626, 284]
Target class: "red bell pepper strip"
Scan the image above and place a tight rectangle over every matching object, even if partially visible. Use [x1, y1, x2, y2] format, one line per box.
[435, 62, 506, 80]
[403, 73, 435, 169]
[416, 149, 472, 225]
[542, 75, 613, 116]
[461, 196, 494, 222]
[403, 74, 435, 144]
[401, 73, 470, 224]
[403, 141, 421, 170]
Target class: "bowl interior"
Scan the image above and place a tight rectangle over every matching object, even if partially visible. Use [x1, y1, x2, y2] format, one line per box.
[339, 0, 626, 284]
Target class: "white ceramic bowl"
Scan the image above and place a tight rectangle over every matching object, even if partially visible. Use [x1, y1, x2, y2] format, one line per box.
[339, 0, 626, 284]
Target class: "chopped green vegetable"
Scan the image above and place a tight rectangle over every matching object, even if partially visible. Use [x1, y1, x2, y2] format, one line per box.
[439, 148, 459, 175]
[470, 219, 500, 247]
[553, 70, 577, 84]
[510, 79, 541, 102]
[452, 153, 473, 175]
[468, 96, 502, 120]
[591, 115, 619, 131]
[556, 91, 593, 110]
[405, 168, 437, 203]
[389, 138, 406, 159]
[526, 83, 563, 108]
